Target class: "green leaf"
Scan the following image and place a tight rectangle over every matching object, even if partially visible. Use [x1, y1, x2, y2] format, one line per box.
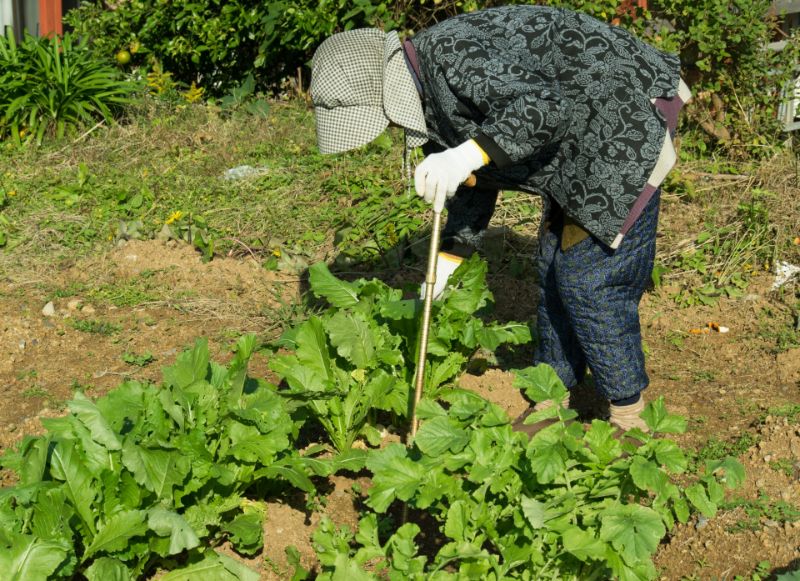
[309, 262, 359, 308]
[512, 365, 568, 404]
[84, 557, 132, 581]
[562, 526, 607, 562]
[521, 496, 546, 529]
[707, 457, 745, 489]
[443, 254, 491, 314]
[0, 530, 70, 581]
[414, 417, 470, 457]
[327, 553, 376, 580]
[68, 391, 122, 450]
[366, 444, 425, 513]
[49, 439, 98, 536]
[256, 458, 315, 493]
[96, 381, 146, 432]
[527, 431, 566, 484]
[685, 483, 717, 518]
[16, 436, 50, 485]
[160, 551, 260, 581]
[162, 338, 210, 389]
[295, 317, 334, 382]
[148, 507, 200, 555]
[425, 353, 467, 395]
[379, 299, 418, 320]
[444, 500, 469, 542]
[83, 510, 147, 560]
[673, 497, 690, 524]
[641, 397, 687, 434]
[415, 399, 447, 420]
[270, 354, 326, 393]
[584, 420, 622, 464]
[600, 504, 665, 564]
[629, 457, 669, 495]
[30, 486, 74, 543]
[227, 421, 289, 466]
[325, 312, 375, 368]
[223, 511, 263, 556]
[121, 440, 190, 501]
[653, 440, 687, 473]
[475, 322, 531, 351]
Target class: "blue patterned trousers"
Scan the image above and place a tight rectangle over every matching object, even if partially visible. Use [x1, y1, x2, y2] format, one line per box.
[443, 187, 660, 402]
[535, 192, 659, 401]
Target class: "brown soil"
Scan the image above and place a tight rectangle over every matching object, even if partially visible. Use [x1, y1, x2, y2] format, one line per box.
[2, 224, 799, 579]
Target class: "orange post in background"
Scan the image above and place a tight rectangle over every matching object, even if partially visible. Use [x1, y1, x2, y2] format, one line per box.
[38, 0, 62, 37]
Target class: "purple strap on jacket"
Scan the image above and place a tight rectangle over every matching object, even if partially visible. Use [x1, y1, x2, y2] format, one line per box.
[403, 40, 423, 96]
[619, 94, 685, 237]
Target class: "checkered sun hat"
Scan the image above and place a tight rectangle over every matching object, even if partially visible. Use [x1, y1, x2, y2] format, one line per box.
[311, 28, 427, 154]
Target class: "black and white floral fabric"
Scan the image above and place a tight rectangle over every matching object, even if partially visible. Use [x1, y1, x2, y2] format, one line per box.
[410, 5, 681, 247]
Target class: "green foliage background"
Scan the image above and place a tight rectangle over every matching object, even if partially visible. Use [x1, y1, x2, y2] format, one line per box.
[62, 0, 800, 155]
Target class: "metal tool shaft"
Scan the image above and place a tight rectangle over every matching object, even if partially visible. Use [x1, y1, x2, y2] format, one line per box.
[409, 210, 443, 440]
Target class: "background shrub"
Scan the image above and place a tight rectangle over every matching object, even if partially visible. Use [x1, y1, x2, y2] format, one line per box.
[63, 0, 401, 96]
[51, 0, 800, 155]
[0, 31, 138, 144]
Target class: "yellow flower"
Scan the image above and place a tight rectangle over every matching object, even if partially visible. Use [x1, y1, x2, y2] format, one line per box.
[165, 210, 184, 225]
[272, 248, 282, 257]
[8, 190, 16, 197]
[184, 82, 205, 104]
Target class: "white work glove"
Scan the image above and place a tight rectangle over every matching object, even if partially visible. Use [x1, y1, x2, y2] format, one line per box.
[414, 140, 486, 213]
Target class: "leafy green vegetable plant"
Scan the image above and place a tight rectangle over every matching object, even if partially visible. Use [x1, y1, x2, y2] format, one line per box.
[0, 336, 313, 579]
[270, 256, 531, 455]
[312, 365, 745, 580]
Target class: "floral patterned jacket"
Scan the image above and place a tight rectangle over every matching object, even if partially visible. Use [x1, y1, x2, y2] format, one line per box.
[409, 5, 681, 248]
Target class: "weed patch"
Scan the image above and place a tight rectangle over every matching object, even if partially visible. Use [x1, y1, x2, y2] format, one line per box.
[723, 493, 800, 533]
[70, 319, 121, 335]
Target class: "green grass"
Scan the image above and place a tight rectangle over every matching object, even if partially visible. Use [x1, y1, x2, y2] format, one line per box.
[691, 432, 759, 470]
[723, 493, 800, 533]
[121, 351, 154, 367]
[3, 95, 795, 297]
[70, 318, 121, 335]
[21, 385, 64, 409]
[0, 98, 429, 274]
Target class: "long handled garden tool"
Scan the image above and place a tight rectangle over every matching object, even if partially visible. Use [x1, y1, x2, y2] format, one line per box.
[402, 174, 476, 525]
[409, 174, 477, 439]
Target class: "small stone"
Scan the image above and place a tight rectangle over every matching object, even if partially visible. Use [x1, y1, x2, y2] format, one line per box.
[67, 299, 82, 311]
[704, 540, 713, 549]
[18, 340, 25, 350]
[42, 302, 55, 317]
[719, 389, 727, 395]
[765, 519, 779, 528]
[695, 516, 709, 530]
[764, 454, 772, 463]
[81, 305, 96, 315]
[755, 478, 766, 488]
[7, 423, 16, 432]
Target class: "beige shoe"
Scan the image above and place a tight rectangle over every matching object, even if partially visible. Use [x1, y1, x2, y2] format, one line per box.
[609, 397, 649, 432]
[512, 393, 572, 437]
